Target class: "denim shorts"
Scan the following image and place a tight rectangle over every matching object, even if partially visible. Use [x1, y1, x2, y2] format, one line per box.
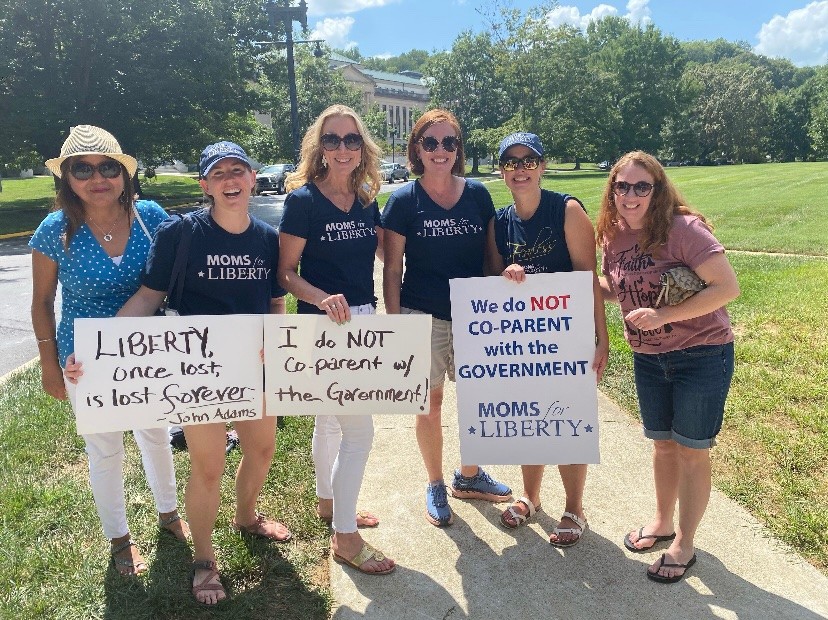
[400, 307, 454, 387]
[633, 342, 734, 449]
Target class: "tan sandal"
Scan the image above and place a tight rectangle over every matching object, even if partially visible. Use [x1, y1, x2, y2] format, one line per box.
[549, 511, 588, 548]
[500, 497, 541, 529]
[333, 541, 395, 575]
[191, 559, 226, 605]
[232, 512, 292, 542]
[110, 539, 148, 577]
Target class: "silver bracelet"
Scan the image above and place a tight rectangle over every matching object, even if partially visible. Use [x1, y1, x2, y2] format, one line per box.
[36, 337, 56, 343]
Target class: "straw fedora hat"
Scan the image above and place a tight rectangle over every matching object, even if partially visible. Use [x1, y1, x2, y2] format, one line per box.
[45, 125, 138, 178]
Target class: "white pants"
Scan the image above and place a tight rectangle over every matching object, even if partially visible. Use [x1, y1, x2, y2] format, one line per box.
[67, 379, 179, 539]
[312, 303, 376, 533]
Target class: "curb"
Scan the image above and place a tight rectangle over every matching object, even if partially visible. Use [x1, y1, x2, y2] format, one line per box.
[0, 357, 38, 389]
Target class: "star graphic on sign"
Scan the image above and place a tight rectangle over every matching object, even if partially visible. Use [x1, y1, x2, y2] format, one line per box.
[585, 425, 593, 433]
[417, 231, 423, 236]
[468, 426, 476, 435]
[320, 236, 326, 241]
[198, 271, 205, 277]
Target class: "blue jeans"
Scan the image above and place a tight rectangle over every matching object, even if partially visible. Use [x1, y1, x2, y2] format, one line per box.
[633, 342, 734, 449]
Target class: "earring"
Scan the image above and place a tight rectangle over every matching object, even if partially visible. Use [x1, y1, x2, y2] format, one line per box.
[321, 156, 328, 168]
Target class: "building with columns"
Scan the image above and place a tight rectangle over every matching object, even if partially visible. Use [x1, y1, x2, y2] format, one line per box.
[329, 52, 430, 140]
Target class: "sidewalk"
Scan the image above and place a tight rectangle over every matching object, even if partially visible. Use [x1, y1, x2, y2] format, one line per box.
[328, 272, 828, 619]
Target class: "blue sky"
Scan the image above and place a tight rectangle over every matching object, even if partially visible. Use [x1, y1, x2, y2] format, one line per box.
[304, 0, 828, 66]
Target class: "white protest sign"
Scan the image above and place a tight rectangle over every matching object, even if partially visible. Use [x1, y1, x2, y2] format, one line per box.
[73, 315, 263, 434]
[450, 272, 599, 465]
[263, 314, 431, 415]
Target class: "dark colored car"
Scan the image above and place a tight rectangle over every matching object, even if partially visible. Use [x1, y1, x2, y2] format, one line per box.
[380, 162, 409, 183]
[255, 163, 295, 195]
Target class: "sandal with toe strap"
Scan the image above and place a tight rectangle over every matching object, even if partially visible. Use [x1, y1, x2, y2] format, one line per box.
[500, 497, 541, 529]
[159, 512, 190, 541]
[549, 511, 588, 548]
[624, 527, 676, 553]
[232, 512, 292, 542]
[191, 559, 227, 605]
[110, 539, 148, 577]
[317, 509, 380, 528]
[333, 541, 396, 576]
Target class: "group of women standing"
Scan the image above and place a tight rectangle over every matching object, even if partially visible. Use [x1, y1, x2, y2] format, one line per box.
[30, 104, 738, 604]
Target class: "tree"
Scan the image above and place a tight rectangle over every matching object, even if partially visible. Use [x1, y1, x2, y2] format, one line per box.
[766, 88, 811, 162]
[686, 61, 774, 162]
[0, 0, 268, 166]
[362, 50, 431, 74]
[806, 67, 828, 158]
[426, 32, 511, 173]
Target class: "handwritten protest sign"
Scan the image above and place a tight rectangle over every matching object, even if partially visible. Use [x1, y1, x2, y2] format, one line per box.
[450, 272, 599, 465]
[263, 314, 431, 416]
[73, 315, 263, 434]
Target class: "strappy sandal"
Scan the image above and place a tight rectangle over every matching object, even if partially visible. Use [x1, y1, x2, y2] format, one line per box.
[110, 539, 148, 577]
[231, 512, 292, 542]
[191, 559, 226, 605]
[500, 496, 541, 529]
[333, 542, 395, 575]
[549, 511, 588, 548]
[159, 512, 189, 541]
[317, 509, 380, 528]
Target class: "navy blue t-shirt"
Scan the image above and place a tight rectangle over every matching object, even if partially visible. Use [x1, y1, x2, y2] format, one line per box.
[381, 178, 495, 321]
[142, 208, 285, 315]
[494, 190, 584, 274]
[280, 183, 380, 314]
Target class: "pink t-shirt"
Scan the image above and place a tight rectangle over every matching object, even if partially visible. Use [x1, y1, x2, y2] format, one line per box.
[601, 214, 734, 354]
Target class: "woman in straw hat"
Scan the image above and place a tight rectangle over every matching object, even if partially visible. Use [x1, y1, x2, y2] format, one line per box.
[30, 125, 189, 577]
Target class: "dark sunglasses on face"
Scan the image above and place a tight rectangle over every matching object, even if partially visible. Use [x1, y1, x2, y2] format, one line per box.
[321, 133, 363, 151]
[419, 135, 460, 152]
[500, 155, 542, 171]
[611, 180, 655, 197]
[69, 160, 123, 180]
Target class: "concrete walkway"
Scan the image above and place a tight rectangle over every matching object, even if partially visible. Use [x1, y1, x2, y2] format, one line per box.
[329, 269, 828, 620]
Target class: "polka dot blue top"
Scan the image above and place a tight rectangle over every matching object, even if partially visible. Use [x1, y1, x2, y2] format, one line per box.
[29, 201, 169, 366]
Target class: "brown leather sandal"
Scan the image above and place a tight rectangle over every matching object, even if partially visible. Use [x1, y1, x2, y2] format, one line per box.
[191, 559, 226, 605]
[110, 539, 148, 577]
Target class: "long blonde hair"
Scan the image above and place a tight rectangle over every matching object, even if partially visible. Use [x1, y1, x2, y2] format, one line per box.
[285, 104, 382, 206]
[596, 151, 711, 253]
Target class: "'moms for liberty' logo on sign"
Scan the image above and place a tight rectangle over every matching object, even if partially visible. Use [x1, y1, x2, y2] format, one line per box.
[450, 272, 599, 466]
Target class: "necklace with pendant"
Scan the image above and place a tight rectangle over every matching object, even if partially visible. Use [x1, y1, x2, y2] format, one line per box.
[87, 209, 125, 242]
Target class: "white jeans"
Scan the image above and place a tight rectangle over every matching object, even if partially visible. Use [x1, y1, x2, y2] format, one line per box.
[66, 379, 179, 539]
[312, 303, 376, 533]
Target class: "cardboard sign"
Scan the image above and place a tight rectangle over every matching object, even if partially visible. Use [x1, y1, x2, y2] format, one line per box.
[73, 315, 263, 433]
[263, 314, 431, 415]
[450, 272, 600, 465]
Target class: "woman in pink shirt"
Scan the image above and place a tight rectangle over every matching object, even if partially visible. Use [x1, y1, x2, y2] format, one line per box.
[598, 151, 740, 584]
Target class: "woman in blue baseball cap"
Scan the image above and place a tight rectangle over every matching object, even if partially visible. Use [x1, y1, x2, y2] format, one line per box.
[493, 132, 608, 548]
[68, 140, 292, 604]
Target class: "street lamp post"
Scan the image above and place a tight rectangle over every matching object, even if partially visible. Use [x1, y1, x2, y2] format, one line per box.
[266, 0, 308, 165]
[389, 126, 397, 164]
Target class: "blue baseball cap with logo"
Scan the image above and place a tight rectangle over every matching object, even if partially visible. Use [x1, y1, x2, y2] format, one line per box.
[199, 141, 253, 178]
[498, 132, 545, 161]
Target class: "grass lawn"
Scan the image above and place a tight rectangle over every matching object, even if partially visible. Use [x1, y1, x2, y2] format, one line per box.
[0, 175, 203, 236]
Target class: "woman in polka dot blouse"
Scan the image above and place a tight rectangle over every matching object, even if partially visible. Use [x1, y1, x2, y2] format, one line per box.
[30, 125, 189, 576]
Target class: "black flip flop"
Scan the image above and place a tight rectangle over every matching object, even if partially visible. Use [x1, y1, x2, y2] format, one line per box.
[624, 527, 676, 553]
[647, 553, 697, 583]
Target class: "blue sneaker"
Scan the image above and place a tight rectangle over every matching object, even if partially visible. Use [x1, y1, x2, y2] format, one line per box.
[451, 468, 513, 502]
[425, 481, 454, 526]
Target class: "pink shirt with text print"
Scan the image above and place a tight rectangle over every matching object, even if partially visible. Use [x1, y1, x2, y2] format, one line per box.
[601, 214, 734, 354]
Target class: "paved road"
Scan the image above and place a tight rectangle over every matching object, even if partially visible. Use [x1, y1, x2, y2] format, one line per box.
[0, 180, 410, 379]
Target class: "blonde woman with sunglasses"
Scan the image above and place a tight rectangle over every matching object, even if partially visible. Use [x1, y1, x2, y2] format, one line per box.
[382, 109, 512, 527]
[279, 104, 394, 576]
[491, 132, 609, 547]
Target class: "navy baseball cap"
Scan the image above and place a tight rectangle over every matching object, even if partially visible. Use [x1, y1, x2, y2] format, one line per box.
[199, 141, 253, 178]
[498, 132, 545, 161]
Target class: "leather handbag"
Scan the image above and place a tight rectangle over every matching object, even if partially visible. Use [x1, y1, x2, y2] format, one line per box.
[655, 266, 706, 307]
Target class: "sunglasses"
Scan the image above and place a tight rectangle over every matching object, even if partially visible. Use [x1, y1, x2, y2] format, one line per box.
[69, 160, 123, 181]
[419, 136, 460, 152]
[321, 133, 363, 151]
[611, 180, 655, 197]
[500, 155, 542, 172]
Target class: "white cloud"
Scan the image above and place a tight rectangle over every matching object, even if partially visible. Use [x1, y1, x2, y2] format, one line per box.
[546, 0, 652, 30]
[307, 0, 399, 17]
[309, 17, 357, 49]
[755, 1, 828, 66]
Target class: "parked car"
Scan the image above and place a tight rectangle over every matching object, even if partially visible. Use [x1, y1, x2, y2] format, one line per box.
[598, 160, 611, 171]
[255, 163, 295, 194]
[380, 162, 409, 183]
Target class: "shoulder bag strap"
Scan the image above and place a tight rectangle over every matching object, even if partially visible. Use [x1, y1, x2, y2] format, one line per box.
[132, 203, 153, 241]
[166, 214, 194, 311]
